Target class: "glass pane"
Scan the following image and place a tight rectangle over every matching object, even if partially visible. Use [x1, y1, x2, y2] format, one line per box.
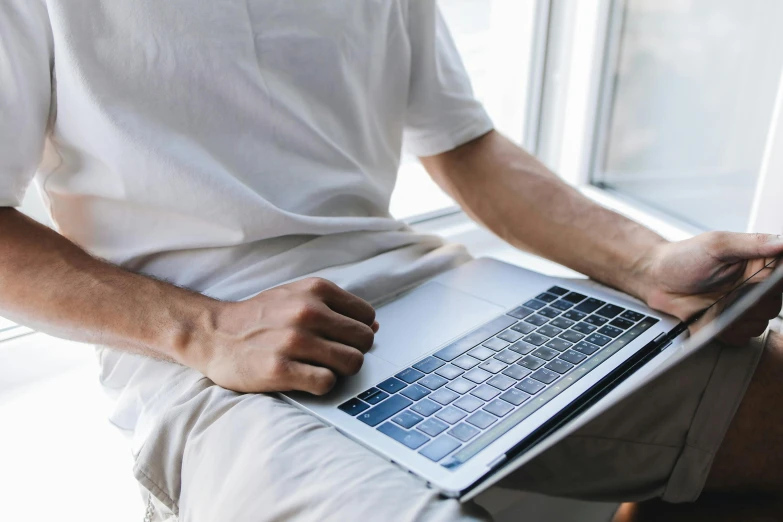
[595, 0, 783, 231]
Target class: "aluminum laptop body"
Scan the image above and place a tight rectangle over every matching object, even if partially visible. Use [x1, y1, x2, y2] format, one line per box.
[282, 256, 781, 499]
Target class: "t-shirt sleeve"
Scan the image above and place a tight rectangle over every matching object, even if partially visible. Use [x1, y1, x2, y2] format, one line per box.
[0, 0, 53, 207]
[402, 1, 494, 158]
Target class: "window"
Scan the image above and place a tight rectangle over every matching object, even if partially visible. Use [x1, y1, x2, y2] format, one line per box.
[593, 0, 783, 231]
[391, 0, 543, 221]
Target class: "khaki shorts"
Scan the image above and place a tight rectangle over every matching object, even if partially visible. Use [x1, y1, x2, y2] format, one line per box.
[130, 333, 766, 521]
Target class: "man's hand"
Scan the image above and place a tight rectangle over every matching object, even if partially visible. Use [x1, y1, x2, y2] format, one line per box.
[641, 232, 783, 344]
[192, 278, 378, 395]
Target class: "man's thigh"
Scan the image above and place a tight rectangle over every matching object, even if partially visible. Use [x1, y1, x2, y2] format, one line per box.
[135, 382, 489, 522]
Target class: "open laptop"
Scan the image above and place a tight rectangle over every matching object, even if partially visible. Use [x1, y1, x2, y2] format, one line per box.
[283, 256, 782, 500]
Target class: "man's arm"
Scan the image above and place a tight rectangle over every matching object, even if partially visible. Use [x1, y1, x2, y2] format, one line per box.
[421, 130, 783, 334]
[0, 208, 377, 394]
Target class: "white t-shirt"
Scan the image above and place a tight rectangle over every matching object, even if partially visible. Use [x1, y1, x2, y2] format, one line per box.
[1, 0, 493, 438]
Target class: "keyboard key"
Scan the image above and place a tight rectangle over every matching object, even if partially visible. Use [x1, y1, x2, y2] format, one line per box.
[511, 322, 536, 334]
[572, 322, 598, 334]
[560, 330, 585, 343]
[610, 317, 635, 330]
[550, 317, 575, 329]
[549, 300, 573, 311]
[502, 365, 531, 380]
[508, 306, 535, 320]
[378, 422, 429, 449]
[448, 422, 480, 442]
[562, 309, 587, 321]
[377, 377, 406, 394]
[339, 398, 370, 416]
[516, 378, 545, 395]
[545, 338, 572, 352]
[621, 310, 645, 322]
[446, 378, 476, 394]
[500, 388, 530, 406]
[531, 368, 560, 384]
[537, 325, 563, 338]
[482, 337, 509, 351]
[518, 355, 546, 370]
[598, 325, 624, 338]
[417, 417, 449, 437]
[396, 368, 425, 384]
[468, 346, 495, 361]
[357, 395, 413, 427]
[494, 349, 522, 364]
[454, 395, 484, 413]
[429, 388, 460, 405]
[392, 410, 424, 428]
[487, 374, 516, 390]
[411, 399, 441, 417]
[562, 292, 587, 304]
[585, 333, 612, 347]
[358, 388, 381, 401]
[497, 329, 524, 343]
[466, 410, 498, 430]
[574, 340, 600, 355]
[433, 315, 517, 362]
[435, 364, 464, 380]
[364, 390, 389, 405]
[545, 359, 574, 374]
[479, 359, 507, 374]
[400, 384, 430, 401]
[547, 286, 569, 296]
[536, 292, 558, 303]
[574, 298, 605, 314]
[413, 357, 445, 374]
[435, 406, 467, 424]
[531, 347, 558, 361]
[419, 374, 449, 390]
[524, 314, 549, 327]
[584, 315, 609, 326]
[524, 299, 546, 310]
[464, 368, 493, 384]
[471, 384, 501, 401]
[452, 355, 481, 370]
[596, 304, 624, 318]
[559, 349, 587, 365]
[508, 340, 536, 355]
[419, 435, 461, 462]
[484, 399, 514, 417]
[538, 307, 561, 319]
[523, 333, 548, 346]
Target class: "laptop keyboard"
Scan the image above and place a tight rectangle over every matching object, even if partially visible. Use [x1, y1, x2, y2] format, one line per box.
[338, 286, 658, 468]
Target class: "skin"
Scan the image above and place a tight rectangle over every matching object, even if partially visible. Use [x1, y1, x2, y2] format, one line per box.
[1, 129, 781, 493]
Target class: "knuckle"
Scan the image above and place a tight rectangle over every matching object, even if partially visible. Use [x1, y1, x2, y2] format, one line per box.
[312, 371, 337, 396]
[280, 328, 307, 349]
[291, 302, 321, 324]
[304, 277, 334, 295]
[268, 356, 291, 380]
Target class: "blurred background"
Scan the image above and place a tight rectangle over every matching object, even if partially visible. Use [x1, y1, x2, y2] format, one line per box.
[3, 1, 782, 520]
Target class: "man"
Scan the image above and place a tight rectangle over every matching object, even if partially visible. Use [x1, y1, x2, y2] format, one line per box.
[1, 1, 781, 520]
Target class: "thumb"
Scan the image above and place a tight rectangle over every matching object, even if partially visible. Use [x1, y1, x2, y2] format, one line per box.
[708, 232, 783, 262]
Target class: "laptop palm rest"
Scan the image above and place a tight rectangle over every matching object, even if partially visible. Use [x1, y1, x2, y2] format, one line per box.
[370, 282, 504, 367]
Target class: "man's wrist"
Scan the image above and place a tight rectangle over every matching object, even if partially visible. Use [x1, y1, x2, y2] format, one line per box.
[170, 295, 227, 374]
[619, 239, 670, 307]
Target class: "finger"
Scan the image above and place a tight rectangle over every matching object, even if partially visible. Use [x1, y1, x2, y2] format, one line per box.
[303, 278, 376, 326]
[290, 337, 365, 377]
[707, 232, 783, 263]
[312, 308, 375, 352]
[372, 320, 380, 333]
[281, 360, 337, 396]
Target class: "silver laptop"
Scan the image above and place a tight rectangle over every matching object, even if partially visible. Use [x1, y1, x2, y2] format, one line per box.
[283, 256, 782, 500]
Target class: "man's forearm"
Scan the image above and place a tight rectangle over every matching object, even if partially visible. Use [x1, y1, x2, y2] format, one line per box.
[0, 207, 216, 365]
[421, 131, 667, 301]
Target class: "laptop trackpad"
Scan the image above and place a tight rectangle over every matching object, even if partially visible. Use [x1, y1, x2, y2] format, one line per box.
[370, 282, 504, 367]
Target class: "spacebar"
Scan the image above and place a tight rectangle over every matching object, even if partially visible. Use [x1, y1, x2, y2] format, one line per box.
[433, 315, 517, 362]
